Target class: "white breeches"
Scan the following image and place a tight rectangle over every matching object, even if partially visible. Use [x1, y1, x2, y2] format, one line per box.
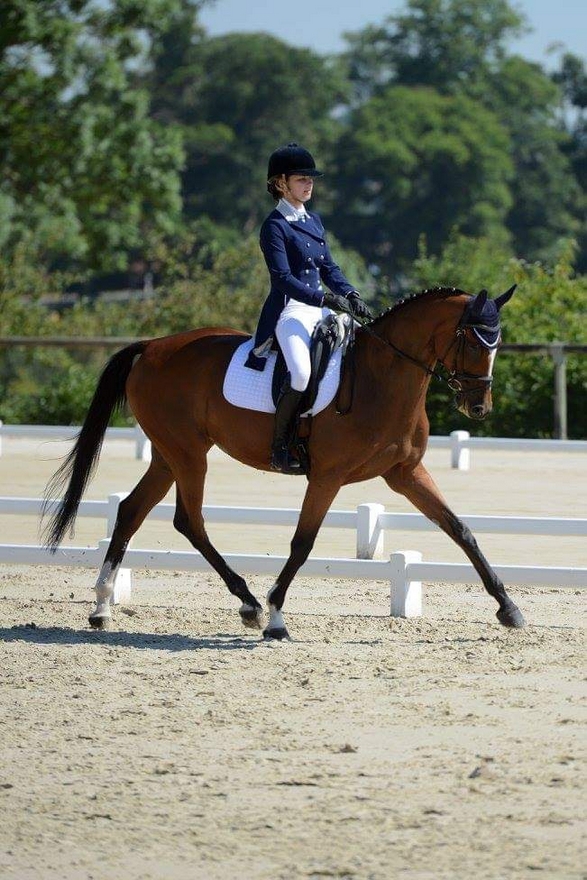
[275, 301, 328, 392]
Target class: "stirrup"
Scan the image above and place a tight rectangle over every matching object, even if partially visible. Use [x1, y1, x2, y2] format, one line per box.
[270, 444, 305, 475]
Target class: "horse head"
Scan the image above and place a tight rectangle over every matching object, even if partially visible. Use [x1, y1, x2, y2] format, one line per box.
[438, 285, 516, 420]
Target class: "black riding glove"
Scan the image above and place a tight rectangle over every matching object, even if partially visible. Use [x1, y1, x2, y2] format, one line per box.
[322, 291, 353, 314]
[348, 292, 374, 320]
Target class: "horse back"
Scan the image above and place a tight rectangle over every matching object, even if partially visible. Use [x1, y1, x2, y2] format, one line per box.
[125, 326, 247, 424]
[137, 327, 247, 367]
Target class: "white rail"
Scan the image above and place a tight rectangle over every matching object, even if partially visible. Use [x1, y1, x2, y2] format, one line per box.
[3, 496, 587, 556]
[0, 421, 151, 460]
[0, 541, 584, 620]
[1, 495, 586, 617]
[1, 421, 585, 468]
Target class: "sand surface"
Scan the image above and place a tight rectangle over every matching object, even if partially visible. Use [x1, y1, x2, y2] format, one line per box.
[0, 438, 585, 879]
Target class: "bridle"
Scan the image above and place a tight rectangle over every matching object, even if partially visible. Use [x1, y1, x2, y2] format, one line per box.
[354, 310, 500, 397]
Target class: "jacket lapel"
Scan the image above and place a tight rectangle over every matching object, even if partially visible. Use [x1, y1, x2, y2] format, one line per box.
[288, 216, 324, 241]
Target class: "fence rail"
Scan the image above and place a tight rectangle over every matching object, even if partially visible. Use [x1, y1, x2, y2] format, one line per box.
[1, 422, 585, 469]
[1, 494, 585, 616]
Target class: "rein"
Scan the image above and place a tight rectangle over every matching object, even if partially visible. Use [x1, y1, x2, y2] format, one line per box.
[353, 312, 497, 394]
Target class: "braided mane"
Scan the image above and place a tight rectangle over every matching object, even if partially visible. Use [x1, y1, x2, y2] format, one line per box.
[366, 286, 469, 328]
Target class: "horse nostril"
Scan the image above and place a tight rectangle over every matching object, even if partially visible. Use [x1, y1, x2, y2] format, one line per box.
[471, 404, 485, 417]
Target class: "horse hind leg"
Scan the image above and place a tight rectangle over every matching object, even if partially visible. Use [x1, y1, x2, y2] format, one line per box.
[173, 463, 264, 629]
[89, 448, 174, 628]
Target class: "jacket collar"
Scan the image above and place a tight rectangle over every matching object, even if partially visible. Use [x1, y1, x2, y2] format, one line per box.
[270, 209, 323, 240]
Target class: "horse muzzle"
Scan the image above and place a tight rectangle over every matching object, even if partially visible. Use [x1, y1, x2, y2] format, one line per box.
[450, 376, 493, 420]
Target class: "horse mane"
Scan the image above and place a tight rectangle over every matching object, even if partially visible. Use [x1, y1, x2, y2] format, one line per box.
[366, 286, 469, 328]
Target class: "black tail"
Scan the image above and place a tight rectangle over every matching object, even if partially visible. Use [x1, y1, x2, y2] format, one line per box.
[42, 341, 147, 550]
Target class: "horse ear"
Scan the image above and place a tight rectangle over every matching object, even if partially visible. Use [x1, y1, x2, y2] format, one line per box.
[494, 284, 516, 311]
[468, 289, 488, 318]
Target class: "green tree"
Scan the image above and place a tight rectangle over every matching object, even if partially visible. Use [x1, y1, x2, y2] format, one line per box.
[0, 0, 188, 270]
[552, 53, 587, 272]
[340, 0, 581, 267]
[146, 30, 348, 232]
[344, 0, 525, 100]
[489, 56, 580, 260]
[331, 86, 513, 277]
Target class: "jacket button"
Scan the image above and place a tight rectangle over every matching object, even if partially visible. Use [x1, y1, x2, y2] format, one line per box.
[320, 254, 325, 260]
[306, 283, 310, 287]
[320, 241, 324, 245]
[307, 257, 312, 262]
[306, 242, 310, 247]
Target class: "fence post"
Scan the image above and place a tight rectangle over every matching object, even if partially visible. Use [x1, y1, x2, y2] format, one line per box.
[0, 420, 3, 457]
[134, 423, 151, 461]
[106, 493, 131, 604]
[356, 503, 385, 558]
[551, 343, 568, 441]
[389, 550, 423, 618]
[450, 430, 470, 470]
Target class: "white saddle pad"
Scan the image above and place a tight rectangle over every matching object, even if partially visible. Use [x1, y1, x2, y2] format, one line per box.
[223, 338, 343, 416]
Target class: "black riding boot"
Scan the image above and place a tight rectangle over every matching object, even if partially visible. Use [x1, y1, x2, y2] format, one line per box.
[270, 386, 305, 474]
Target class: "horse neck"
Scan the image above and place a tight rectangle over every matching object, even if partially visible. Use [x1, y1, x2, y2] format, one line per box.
[357, 294, 463, 422]
[372, 292, 466, 375]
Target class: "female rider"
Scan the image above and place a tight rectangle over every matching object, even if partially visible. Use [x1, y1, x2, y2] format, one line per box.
[245, 143, 372, 474]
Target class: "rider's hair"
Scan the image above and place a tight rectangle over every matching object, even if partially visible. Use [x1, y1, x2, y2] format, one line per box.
[267, 174, 288, 200]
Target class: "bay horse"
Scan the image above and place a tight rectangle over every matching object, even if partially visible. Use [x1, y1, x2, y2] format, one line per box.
[44, 286, 526, 638]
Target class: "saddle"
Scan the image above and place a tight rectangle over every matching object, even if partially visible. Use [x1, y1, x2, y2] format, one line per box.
[272, 313, 355, 473]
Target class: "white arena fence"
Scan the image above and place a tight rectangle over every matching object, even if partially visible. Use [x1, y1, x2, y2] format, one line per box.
[1, 494, 585, 618]
[0, 421, 585, 469]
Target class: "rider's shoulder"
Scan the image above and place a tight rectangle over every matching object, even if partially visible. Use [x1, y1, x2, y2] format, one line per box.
[261, 209, 287, 232]
[308, 210, 324, 230]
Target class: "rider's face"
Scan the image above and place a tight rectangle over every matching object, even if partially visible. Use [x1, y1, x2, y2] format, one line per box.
[283, 175, 314, 207]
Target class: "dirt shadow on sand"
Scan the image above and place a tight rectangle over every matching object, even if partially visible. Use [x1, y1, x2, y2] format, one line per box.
[0, 624, 261, 652]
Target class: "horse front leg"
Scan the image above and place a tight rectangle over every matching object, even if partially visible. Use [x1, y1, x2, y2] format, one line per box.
[90, 449, 174, 628]
[383, 462, 525, 628]
[264, 478, 341, 640]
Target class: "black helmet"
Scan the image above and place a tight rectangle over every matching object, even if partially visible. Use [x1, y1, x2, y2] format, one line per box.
[267, 143, 323, 179]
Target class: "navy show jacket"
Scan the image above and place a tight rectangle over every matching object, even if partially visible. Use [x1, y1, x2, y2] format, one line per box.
[245, 208, 356, 371]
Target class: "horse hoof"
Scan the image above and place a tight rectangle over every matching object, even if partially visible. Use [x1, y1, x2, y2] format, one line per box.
[496, 605, 526, 628]
[89, 614, 112, 630]
[239, 604, 263, 629]
[263, 626, 291, 641]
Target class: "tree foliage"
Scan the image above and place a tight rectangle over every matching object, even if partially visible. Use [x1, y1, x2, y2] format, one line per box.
[332, 85, 513, 274]
[337, 0, 581, 271]
[146, 29, 348, 232]
[0, 0, 187, 269]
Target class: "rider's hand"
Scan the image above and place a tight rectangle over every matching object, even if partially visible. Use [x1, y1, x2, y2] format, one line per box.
[347, 293, 374, 321]
[323, 291, 353, 313]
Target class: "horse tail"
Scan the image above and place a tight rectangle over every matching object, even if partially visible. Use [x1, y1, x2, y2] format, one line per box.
[42, 341, 148, 551]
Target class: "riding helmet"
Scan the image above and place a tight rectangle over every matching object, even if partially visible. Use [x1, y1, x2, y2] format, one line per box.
[267, 143, 323, 179]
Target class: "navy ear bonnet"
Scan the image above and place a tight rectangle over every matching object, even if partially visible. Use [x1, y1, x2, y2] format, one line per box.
[461, 286, 516, 350]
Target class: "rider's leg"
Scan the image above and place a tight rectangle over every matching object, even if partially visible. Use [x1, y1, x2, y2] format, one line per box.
[272, 317, 312, 473]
